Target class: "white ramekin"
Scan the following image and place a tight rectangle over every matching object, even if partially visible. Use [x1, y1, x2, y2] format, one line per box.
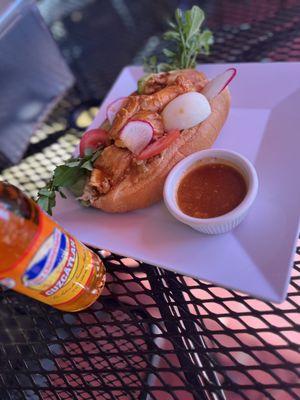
[163, 149, 259, 234]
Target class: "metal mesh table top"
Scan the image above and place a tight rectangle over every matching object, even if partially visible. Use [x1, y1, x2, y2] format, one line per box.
[0, 1, 300, 399]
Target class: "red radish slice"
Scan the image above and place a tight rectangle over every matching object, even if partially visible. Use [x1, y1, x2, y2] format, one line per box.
[137, 130, 180, 160]
[79, 128, 109, 157]
[106, 97, 127, 124]
[202, 68, 237, 100]
[120, 120, 153, 154]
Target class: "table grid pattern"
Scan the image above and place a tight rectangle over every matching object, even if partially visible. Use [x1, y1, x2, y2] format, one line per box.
[0, 249, 300, 400]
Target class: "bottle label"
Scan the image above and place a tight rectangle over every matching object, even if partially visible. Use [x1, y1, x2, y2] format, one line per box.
[0, 208, 98, 307]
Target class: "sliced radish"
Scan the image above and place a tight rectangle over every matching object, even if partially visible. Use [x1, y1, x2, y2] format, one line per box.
[137, 130, 180, 160]
[106, 97, 127, 124]
[162, 92, 211, 131]
[202, 68, 237, 100]
[120, 120, 153, 154]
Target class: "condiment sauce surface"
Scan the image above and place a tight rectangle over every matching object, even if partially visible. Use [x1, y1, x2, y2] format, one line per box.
[177, 162, 247, 219]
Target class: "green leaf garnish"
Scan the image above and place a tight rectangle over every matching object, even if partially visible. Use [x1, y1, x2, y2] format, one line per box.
[143, 5, 213, 73]
[81, 160, 94, 171]
[37, 149, 102, 215]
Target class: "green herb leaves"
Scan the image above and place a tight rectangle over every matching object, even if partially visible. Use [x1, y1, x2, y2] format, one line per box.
[37, 150, 101, 215]
[144, 6, 213, 73]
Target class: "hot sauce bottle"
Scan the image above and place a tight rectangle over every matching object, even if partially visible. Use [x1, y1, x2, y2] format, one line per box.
[0, 182, 105, 312]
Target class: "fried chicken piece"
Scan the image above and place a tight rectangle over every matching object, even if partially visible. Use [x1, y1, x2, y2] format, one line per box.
[110, 96, 140, 139]
[139, 75, 195, 113]
[85, 145, 132, 198]
[141, 69, 207, 94]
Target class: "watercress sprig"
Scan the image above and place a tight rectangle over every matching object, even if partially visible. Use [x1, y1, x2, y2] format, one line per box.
[37, 149, 101, 215]
[144, 5, 213, 73]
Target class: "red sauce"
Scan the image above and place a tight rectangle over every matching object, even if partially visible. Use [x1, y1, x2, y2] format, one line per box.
[177, 162, 247, 219]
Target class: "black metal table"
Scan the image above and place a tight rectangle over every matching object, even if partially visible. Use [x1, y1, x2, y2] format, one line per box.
[0, 1, 300, 399]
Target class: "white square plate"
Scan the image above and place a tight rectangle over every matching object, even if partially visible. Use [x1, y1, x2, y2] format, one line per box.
[53, 62, 300, 303]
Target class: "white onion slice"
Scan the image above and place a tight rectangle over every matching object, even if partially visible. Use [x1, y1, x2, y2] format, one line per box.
[162, 92, 211, 131]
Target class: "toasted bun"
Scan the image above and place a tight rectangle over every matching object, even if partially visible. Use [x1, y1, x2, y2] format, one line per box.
[91, 88, 231, 212]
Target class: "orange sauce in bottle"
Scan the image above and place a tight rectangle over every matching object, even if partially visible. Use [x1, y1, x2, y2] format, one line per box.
[0, 182, 105, 312]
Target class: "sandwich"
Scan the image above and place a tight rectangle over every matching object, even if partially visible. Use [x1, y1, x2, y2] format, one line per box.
[38, 6, 235, 215]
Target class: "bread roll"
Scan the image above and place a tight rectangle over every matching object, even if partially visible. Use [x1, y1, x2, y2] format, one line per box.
[89, 87, 230, 213]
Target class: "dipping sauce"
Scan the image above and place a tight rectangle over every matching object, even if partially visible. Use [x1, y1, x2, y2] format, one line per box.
[177, 162, 247, 218]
